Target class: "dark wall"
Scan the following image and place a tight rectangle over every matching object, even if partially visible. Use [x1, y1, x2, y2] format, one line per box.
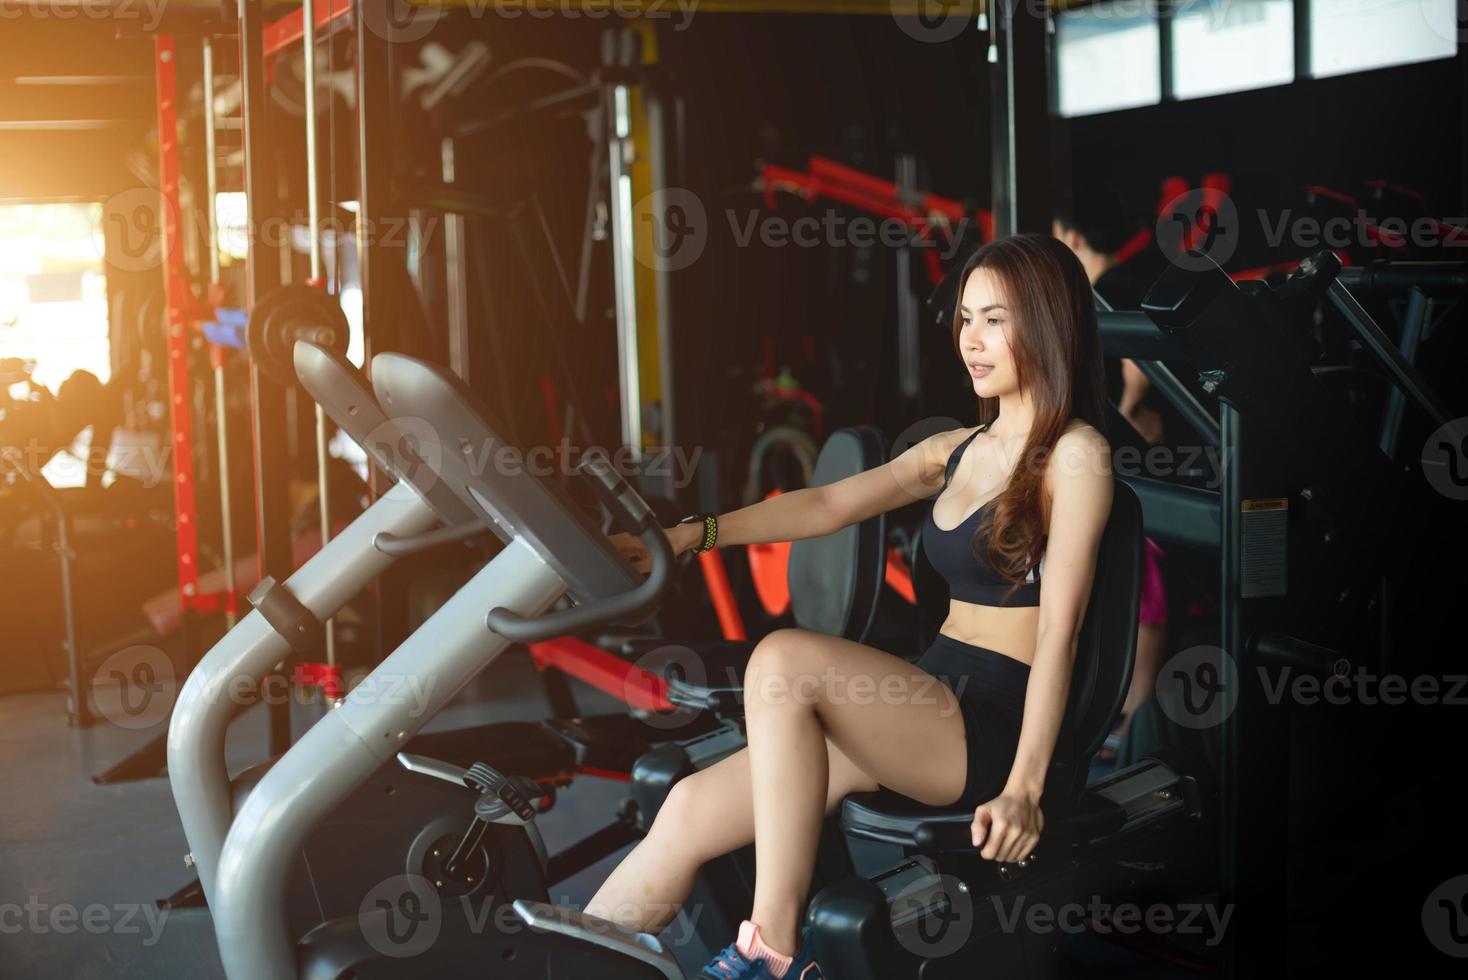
[659, 14, 992, 458]
[431, 13, 993, 478]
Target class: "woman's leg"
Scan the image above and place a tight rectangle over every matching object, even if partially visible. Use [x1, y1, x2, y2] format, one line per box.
[742, 628, 972, 956]
[1123, 621, 1166, 722]
[584, 734, 879, 934]
[1116, 538, 1169, 741]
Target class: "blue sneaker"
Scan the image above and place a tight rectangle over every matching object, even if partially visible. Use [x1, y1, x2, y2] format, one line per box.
[698, 921, 823, 980]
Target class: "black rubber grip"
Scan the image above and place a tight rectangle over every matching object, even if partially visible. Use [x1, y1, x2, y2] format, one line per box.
[247, 576, 322, 658]
[913, 820, 977, 852]
[484, 519, 675, 643]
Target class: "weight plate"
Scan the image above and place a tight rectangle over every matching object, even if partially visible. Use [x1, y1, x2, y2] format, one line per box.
[245, 284, 349, 384]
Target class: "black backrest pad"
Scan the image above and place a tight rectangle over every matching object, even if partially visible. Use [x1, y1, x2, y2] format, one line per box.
[1069, 480, 1143, 765]
[788, 427, 888, 640]
[293, 342, 476, 527]
[370, 353, 641, 603]
[910, 523, 952, 654]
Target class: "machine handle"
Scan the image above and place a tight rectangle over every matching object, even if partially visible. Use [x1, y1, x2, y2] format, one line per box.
[577, 451, 657, 534]
[484, 454, 673, 642]
[372, 521, 492, 556]
[485, 521, 672, 641]
[913, 820, 1039, 871]
[913, 820, 977, 852]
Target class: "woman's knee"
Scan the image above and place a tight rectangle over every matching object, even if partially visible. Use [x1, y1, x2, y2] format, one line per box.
[647, 773, 724, 861]
[746, 629, 824, 706]
[651, 774, 700, 830]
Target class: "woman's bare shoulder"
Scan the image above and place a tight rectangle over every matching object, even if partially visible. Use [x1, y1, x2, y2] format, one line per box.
[1046, 420, 1113, 491]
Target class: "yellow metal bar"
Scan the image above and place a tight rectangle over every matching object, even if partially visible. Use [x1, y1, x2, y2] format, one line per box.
[104, 0, 1021, 15]
[427, 0, 972, 13]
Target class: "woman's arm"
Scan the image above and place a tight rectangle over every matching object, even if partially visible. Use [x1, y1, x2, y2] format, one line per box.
[712, 428, 962, 548]
[973, 425, 1113, 861]
[621, 428, 969, 567]
[1119, 358, 1163, 444]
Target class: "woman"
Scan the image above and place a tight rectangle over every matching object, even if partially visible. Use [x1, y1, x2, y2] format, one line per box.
[592, 233, 1115, 979]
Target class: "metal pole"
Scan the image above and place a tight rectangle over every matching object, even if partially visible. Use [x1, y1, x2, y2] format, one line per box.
[1217, 397, 1242, 977]
[989, 1, 1051, 236]
[1373, 287, 1430, 679]
[304, 0, 321, 285]
[239, 0, 293, 755]
[204, 37, 238, 629]
[643, 47, 678, 492]
[989, 0, 1017, 238]
[1134, 360, 1220, 446]
[204, 39, 222, 286]
[54, 496, 84, 725]
[303, 0, 335, 668]
[356, 0, 411, 659]
[895, 152, 920, 401]
[442, 137, 470, 382]
[607, 82, 642, 461]
[1328, 279, 1451, 429]
[1377, 286, 1429, 457]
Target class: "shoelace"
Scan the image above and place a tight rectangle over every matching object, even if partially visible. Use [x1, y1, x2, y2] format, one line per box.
[700, 941, 766, 980]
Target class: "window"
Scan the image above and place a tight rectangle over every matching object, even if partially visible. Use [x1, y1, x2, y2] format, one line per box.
[1056, 2, 1163, 117]
[1310, 0, 1458, 78]
[215, 191, 250, 262]
[1172, 0, 1296, 99]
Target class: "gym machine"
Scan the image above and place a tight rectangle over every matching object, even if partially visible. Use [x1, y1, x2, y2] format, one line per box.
[166, 333, 721, 934]
[171, 343, 701, 978]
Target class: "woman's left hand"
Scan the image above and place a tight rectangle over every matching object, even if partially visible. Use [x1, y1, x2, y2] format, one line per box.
[970, 792, 1044, 864]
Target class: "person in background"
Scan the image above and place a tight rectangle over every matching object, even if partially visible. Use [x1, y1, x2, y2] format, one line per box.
[1054, 186, 1168, 761]
[1052, 185, 1166, 440]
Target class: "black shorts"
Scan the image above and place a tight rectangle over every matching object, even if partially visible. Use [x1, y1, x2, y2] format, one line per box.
[912, 632, 1030, 809]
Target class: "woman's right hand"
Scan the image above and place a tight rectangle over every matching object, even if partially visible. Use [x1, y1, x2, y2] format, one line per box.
[608, 525, 691, 574]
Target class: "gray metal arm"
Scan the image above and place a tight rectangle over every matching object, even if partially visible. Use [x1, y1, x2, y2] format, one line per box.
[512, 900, 684, 980]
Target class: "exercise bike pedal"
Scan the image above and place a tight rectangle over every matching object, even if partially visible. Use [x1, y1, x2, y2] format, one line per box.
[442, 763, 544, 884]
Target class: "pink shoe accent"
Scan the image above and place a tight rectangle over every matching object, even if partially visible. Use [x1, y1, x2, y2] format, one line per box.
[736, 920, 794, 978]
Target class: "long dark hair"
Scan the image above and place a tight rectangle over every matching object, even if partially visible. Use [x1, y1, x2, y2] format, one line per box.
[949, 233, 1109, 599]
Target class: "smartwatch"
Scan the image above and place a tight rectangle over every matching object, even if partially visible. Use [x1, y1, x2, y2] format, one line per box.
[678, 512, 718, 554]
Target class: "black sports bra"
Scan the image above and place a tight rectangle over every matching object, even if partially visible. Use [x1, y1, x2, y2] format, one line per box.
[923, 424, 1043, 608]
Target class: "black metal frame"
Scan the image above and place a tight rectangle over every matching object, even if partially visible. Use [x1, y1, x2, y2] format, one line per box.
[353, 0, 413, 659]
[1095, 254, 1459, 975]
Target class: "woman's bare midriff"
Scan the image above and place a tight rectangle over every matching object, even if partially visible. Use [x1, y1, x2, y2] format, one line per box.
[937, 598, 1038, 666]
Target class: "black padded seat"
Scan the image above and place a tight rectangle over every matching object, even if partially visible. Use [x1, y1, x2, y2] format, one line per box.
[839, 790, 974, 847]
[837, 479, 1143, 847]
